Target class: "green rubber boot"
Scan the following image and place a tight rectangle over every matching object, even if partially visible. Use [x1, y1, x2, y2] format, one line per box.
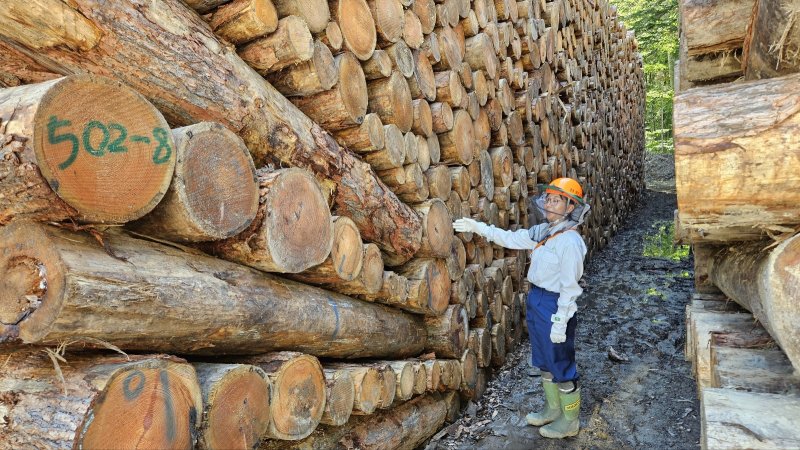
[526, 373, 561, 426]
[539, 386, 580, 438]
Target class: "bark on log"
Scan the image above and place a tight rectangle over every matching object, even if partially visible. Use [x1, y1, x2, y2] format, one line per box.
[272, 0, 330, 33]
[193, 363, 272, 449]
[209, 0, 278, 45]
[287, 216, 364, 284]
[320, 369, 355, 426]
[424, 304, 469, 358]
[674, 74, 800, 243]
[129, 122, 259, 242]
[236, 352, 325, 440]
[0, 0, 422, 260]
[680, 0, 752, 56]
[708, 234, 800, 371]
[330, 0, 377, 60]
[238, 16, 314, 74]
[0, 75, 175, 225]
[267, 40, 338, 97]
[742, 0, 800, 79]
[0, 351, 202, 450]
[0, 221, 426, 357]
[367, 71, 414, 133]
[201, 168, 332, 273]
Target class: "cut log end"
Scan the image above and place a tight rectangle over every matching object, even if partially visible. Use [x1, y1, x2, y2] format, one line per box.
[77, 364, 201, 450]
[28, 75, 176, 223]
[361, 243, 386, 294]
[321, 370, 355, 426]
[336, 0, 377, 60]
[268, 354, 326, 440]
[329, 216, 365, 281]
[338, 53, 370, 126]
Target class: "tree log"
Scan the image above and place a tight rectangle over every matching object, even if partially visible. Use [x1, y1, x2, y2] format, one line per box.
[209, 0, 278, 45]
[367, 71, 414, 133]
[320, 369, 355, 426]
[0, 0, 422, 260]
[0, 221, 427, 357]
[431, 101, 455, 133]
[708, 234, 800, 371]
[384, 41, 415, 78]
[469, 327, 492, 368]
[323, 364, 383, 415]
[129, 122, 259, 242]
[438, 109, 474, 165]
[674, 74, 800, 243]
[409, 50, 437, 101]
[266, 40, 338, 97]
[0, 75, 175, 225]
[331, 113, 384, 152]
[412, 99, 434, 137]
[362, 49, 394, 80]
[320, 21, 343, 51]
[425, 165, 453, 201]
[330, 0, 377, 60]
[403, 9, 425, 49]
[0, 351, 202, 450]
[238, 16, 314, 73]
[193, 363, 271, 450]
[743, 0, 800, 79]
[396, 258, 452, 316]
[414, 199, 454, 258]
[287, 216, 364, 284]
[368, 0, 405, 45]
[271, 0, 330, 33]
[424, 304, 469, 358]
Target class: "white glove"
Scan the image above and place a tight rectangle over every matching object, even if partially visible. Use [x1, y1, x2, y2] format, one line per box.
[550, 311, 568, 344]
[453, 218, 489, 236]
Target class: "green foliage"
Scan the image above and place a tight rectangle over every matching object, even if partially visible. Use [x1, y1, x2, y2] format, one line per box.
[643, 221, 690, 261]
[613, 0, 679, 154]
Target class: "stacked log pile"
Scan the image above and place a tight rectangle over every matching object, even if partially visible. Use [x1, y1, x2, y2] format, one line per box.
[676, 2, 800, 447]
[0, 0, 643, 448]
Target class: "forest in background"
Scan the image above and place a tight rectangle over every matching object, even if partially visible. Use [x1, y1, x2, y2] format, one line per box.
[614, 0, 678, 153]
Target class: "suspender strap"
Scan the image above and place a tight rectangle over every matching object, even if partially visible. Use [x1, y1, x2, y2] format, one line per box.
[534, 228, 576, 250]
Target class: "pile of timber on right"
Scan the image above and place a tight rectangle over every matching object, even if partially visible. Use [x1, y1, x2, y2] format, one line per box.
[675, 0, 800, 448]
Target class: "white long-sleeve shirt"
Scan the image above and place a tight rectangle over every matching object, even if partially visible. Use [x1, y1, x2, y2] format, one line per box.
[481, 221, 587, 319]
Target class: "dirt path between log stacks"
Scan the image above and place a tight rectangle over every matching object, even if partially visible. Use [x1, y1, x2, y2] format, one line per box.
[429, 187, 701, 449]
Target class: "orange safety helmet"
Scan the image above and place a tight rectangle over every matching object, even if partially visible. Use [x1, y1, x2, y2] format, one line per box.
[545, 178, 584, 204]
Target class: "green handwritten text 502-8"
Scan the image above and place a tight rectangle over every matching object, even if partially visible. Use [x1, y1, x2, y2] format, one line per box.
[47, 116, 173, 170]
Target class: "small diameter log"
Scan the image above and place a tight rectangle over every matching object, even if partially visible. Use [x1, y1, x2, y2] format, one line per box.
[417, 135, 431, 171]
[362, 49, 394, 80]
[287, 215, 364, 284]
[468, 328, 492, 368]
[425, 304, 469, 358]
[358, 270, 410, 307]
[209, 0, 278, 45]
[202, 168, 332, 273]
[320, 21, 343, 51]
[238, 352, 325, 440]
[403, 10, 425, 49]
[324, 243, 385, 295]
[431, 101, 454, 133]
[414, 199, 453, 258]
[325, 364, 384, 415]
[489, 145, 513, 188]
[427, 133, 441, 164]
[331, 0, 377, 60]
[404, 132, 419, 164]
[367, 0, 405, 45]
[129, 122, 258, 242]
[271, 0, 330, 33]
[434, 25, 464, 70]
[473, 108, 491, 152]
[396, 258, 452, 315]
[0, 222, 427, 357]
[238, 16, 314, 74]
[367, 71, 413, 133]
[424, 360, 444, 392]
[477, 149, 495, 199]
[491, 323, 506, 366]
[465, 33, 498, 79]
[409, 50, 437, 101]
[413, 361, 428, 395]
[438, 109, 474, 165]
[193, 363, 271, 450]
[363, 126, 406, 170]
[376, 364, 398, 408]
[331, 112, 384, 152]
[412, 98, 434, 137]
[390, 163, 425, 198]
[449, 166, 470, 200]
[380, 361, 415, 402]
[0, 75, 175, 224]
[291, 52, 368, 131]
[184, 0, 231, 13]
[0, 351, 201, 450]
[267, 40, 338, 96]
[445, 237, 466, 281]
[439, 360, 462, 390]
[384, 41, 415, 78]
[435, 70, 463, 107]
[320, 369, 355, 426]
[414, 0, 437, 34]
[425, 164, 453, 201]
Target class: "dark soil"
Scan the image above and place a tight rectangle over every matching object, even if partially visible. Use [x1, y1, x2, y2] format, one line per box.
[429, 188, 700, 449]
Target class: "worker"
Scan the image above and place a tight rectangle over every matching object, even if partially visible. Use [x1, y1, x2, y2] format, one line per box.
[453, 177, 589, 439]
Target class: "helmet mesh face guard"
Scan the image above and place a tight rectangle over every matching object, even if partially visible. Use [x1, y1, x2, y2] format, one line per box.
[531, 183, 591, 227]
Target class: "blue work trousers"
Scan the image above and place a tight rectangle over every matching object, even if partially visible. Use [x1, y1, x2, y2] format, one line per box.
[526, 286, 578, 383]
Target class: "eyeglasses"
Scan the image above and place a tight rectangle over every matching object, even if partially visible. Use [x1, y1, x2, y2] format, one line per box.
[544, 196, 565, 205]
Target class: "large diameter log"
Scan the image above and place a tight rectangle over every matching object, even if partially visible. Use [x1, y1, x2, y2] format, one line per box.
[193, 363, 271, 450]
[291, 52, 368, 131]
[0, 75, 175, 224]
[287, 215, 364, 284]
[674, 74, 800, 242]
[209, 0, 278, 45]
[0, 221, 427, 357]
[0, 0, 422, 260]
[367, 71, 413, 133]
[743, 0, 800, 79]
[238, 16, 314, 73]
[331, 0, 377, 60]
[414, 199, 454, 258]
[267, 40, 338, 97]
[680, 0, 752, 56]
[320, 369, 355, 426]
[202, 168, 332, 273]
[0, 351, 202, 450]
[272, 0, 330, 33]
[129, 122, 259, 242]
[424, 304, 469, 358]
[268, 394, 447, 450]
[438, 109, 474, 165]
[708, 234, 800, 370]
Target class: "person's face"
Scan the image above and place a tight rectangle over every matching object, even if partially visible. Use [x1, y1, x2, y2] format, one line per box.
[544, 193, 574, 223]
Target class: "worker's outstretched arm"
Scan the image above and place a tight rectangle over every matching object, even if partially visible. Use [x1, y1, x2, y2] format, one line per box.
[453, 218, 537, 249]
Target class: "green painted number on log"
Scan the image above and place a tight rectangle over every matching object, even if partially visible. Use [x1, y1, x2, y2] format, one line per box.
[151, 127, 172, 165]
[48, 116, 79, 170]
[108, 123, 128, 153]
[82, 121, 109, 157]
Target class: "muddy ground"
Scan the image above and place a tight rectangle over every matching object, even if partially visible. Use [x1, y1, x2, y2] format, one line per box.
[429, 155, 700, 449]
